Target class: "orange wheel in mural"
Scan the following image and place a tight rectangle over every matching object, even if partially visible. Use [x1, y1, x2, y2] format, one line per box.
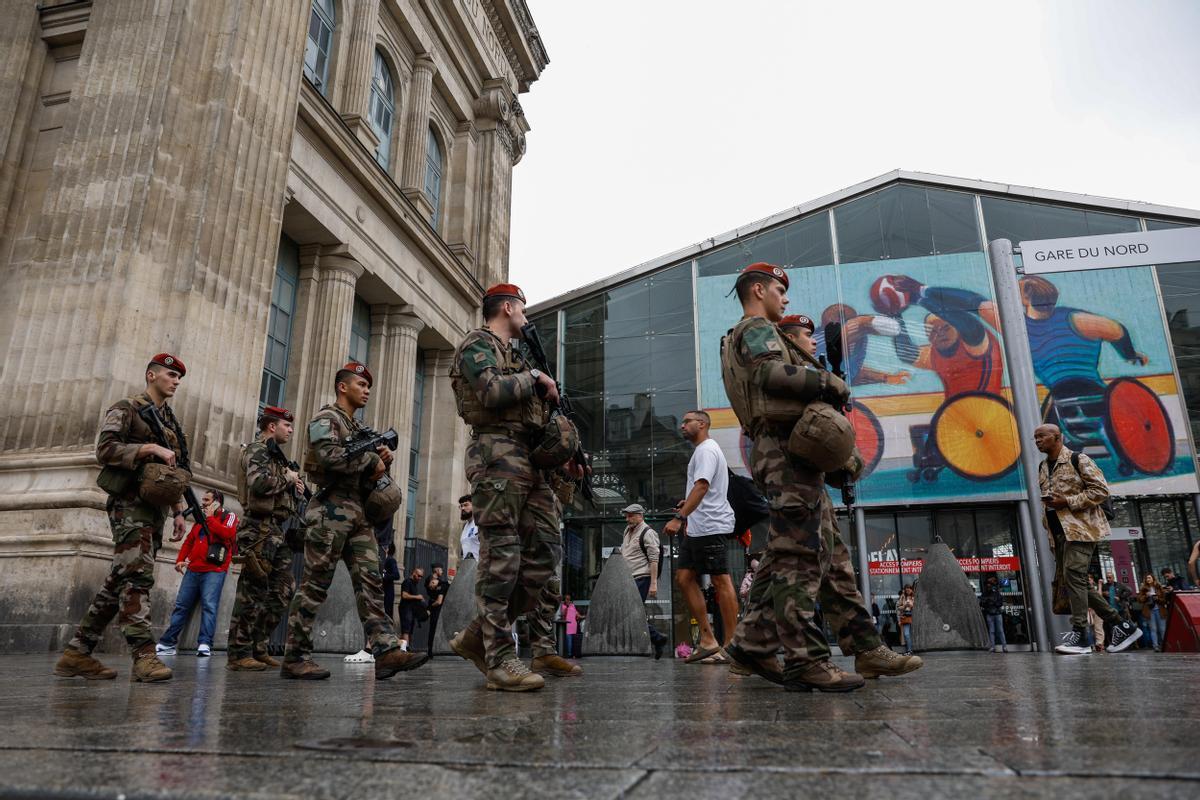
[1105, 377, 1174, 475]
[930, 392, 1020, 481]
[847, 400, 885, 478]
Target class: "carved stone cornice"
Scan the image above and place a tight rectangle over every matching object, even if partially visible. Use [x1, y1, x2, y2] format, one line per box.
[473, 81, 526, 165]
[480, 0, 548, 92]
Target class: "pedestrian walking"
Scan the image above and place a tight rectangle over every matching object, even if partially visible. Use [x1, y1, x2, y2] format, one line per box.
[425, 564, 447, 654]
[897, 585, 915, 655]
[1035, 423, 1142, 655]
[618, 503, 669, 659]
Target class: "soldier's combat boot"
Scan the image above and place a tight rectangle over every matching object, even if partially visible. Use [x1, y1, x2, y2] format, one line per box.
[280, 659, 331, 680]
[254, 652, 281, 668]
[782, 659, 865, 693]
[374, 648, 430, 680]
[449, 628, 487, 675]
[131, 645, 173, 683]
[227, 656, 268, 672]
[854, 646, 923, 679]
[485, 658, 545, 692]
[725, 643, 783, 685]
[530, 654, 582, 677]
[54, 648, 117, 680]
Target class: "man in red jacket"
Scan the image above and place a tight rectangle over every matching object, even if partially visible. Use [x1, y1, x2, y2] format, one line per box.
[156, 490, 238, 657]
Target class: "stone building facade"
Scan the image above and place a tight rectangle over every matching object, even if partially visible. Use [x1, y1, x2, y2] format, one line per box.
[0, 0, 547, 653]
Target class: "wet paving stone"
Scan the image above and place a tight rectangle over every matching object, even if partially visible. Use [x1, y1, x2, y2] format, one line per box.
[0, 650, 1195, 797]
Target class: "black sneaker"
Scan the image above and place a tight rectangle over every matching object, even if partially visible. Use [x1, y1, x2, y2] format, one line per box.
[653, 638, 665, 661]
[1054, 628, 1091, 655]
[1106, 620, 1143, 653]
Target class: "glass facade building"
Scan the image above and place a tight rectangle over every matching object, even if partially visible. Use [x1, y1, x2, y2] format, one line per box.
[527, 172, 1200, 650]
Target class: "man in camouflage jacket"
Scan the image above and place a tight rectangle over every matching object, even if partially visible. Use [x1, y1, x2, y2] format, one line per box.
[55, 354, 190, 683]
[280, 362, 429, 680]
[226, 405, 303, 671]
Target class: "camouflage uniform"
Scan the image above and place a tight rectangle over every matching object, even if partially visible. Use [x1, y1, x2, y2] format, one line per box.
[69, 393, 183, 655]
[282, 404, 400, 663]
[451, 328, 559, 668]
[227, 439, 297, 660]
[723, 317, 879, 674]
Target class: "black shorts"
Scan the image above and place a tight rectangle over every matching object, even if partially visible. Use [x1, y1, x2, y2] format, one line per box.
[677, 534, 729, 575]
[399, 608, 417, 635]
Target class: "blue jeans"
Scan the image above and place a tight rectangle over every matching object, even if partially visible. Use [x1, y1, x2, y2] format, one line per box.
[985, 613, 1007, 649]
[161, 570, 226, 647]
[634, 576, 668, 645]
[901, 622, 913, 653]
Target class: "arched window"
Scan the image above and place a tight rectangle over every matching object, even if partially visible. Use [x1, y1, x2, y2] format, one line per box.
[424, 127, 443, 229]
[368, 50, 395, 169]
[303, 0, 336, 94]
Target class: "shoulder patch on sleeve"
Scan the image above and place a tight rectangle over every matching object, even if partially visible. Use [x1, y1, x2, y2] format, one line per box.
[473, 351, 487, 363]
[308, 418, 334, 444]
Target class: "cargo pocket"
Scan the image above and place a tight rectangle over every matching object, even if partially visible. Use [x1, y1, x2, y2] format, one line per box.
[472, 478, 518, 529]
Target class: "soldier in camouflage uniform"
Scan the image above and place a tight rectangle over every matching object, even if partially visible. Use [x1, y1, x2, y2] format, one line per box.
[54, 353, 190, 683]
[719, 267, 920, 692]
[773, 314, 922, 680]
[280, 362, 429, 680]
[447, 284, 582, 691]
[226, 405, 303, 672]
[528, 471, 581, 677]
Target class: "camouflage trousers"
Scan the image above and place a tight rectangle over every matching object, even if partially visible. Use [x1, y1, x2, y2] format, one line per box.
[282, 492, 399, 663]
[69, 495, 166, 655]
[226, 517, 294, 659]
[732, 432, 880, 667]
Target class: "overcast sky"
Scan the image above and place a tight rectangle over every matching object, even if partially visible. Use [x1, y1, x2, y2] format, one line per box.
[508, 0, 1200, 305]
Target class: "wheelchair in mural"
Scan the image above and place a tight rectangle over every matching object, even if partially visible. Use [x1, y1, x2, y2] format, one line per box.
[1039, 376, 1174, 476]
[905, 392, 1020, 484]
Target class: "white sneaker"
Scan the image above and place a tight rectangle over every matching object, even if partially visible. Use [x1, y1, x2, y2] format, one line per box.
[155, 643, 177, 656]
[197, 644, 211, 657]
[344, 649, 374, 663]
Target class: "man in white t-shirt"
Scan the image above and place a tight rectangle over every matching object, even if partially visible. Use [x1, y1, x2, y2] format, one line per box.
[459, 494, 479, 561]
[663, 410, 739, 663]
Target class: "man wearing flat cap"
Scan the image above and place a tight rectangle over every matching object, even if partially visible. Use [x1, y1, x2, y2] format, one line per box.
[281, 362, 428, 680]
[619, 503, 669, 659]
[55, 353, 192, 683]
[227, 405, 305, 671]
[449, 283, 583, 691]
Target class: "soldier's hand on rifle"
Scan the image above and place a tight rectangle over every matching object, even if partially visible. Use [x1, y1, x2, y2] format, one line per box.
[140, 443, 177, 466]
[285, 468, 300, 486]
[535, 372, 560, 406]
[377, 445, 394, 467]
[824, 373, 851, 406]
[293, 475, 306, 495]
[564, 458, 585, 481]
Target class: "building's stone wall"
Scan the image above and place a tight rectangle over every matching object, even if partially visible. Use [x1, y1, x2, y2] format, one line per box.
[0, 0, 547, 654]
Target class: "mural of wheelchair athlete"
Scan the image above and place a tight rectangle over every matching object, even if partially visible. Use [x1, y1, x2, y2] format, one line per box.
[1019, 275, 1173, 476]
[867, 275, 1021, 484]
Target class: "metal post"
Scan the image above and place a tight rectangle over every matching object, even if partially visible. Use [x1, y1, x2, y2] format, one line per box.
[854, 506, 871, 611]
[987, 238, 1054, 653]
[1192, 494, 1200, 530]
[1015, 499, 1049, 651]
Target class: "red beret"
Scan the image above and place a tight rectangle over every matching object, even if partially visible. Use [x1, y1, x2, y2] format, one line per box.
[341, 361, 373, 388]
[735, 262, 789, 290]
[260, 405, 294, 423]
[779, 314, 815, 333]
[148, 353, 186, 377]
[484, 283, 526, 304]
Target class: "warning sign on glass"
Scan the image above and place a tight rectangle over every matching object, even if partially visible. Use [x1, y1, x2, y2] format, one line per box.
[869, 556, 1021, 575]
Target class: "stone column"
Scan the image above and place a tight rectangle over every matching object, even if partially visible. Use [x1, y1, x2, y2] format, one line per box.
[444, 121, 478, 269]
[301, 251, 363, 424]
[0, 0, 311, 653]
[337, 0, 381, 151]
[0, 2, 42, 237]
[472, 80, 527, 287]
[414, 349, 468, 553]
[398, 54, 435, 218]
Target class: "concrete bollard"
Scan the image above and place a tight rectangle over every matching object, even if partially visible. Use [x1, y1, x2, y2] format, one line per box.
[582, 554, 652, 656]
[911, 540, 990, 652]
[432, 557, 479, 655]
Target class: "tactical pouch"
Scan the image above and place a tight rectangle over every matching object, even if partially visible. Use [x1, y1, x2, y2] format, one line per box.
[471, 477, 516, 528]
[531, 415, 579, 468]
[137, 463, 192, 506]
[364, 474, 402, 524]
[788, 402, 855, 472]
[96, 465, 135, 497]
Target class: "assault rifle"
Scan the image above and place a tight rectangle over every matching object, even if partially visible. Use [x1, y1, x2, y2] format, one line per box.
[137, 404, 210, 539]
[266, 438, 312, 536]
[821, 321, 856, 509]
[520, 322, 595, 505]
[343, 427, 400, 460]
